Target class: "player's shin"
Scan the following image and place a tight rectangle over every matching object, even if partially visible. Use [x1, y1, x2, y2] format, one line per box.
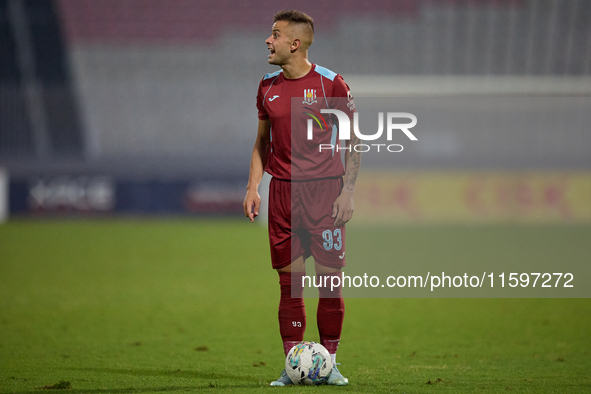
[278, 271, 307, 355]
[316, 273, 345, 363]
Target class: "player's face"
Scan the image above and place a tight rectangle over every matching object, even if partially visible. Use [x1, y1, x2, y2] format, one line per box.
[266, 21, 292, 65]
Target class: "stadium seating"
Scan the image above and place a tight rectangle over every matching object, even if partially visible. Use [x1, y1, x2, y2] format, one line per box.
[1, 0, 589, 176]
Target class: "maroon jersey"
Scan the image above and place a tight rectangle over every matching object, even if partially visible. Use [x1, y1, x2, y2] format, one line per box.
[257, 64, 355, 181]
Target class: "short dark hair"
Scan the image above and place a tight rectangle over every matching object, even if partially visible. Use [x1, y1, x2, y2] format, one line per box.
[273, 9, 314, 34]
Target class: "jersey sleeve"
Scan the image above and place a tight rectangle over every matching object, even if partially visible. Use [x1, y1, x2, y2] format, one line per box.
[331, 74, 356, 120]
[256, 79, 269, 120]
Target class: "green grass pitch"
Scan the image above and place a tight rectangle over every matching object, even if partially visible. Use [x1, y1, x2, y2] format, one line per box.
[1, 219, 590, 393]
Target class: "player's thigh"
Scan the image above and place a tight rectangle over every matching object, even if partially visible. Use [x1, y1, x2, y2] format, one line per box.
[301, 178, 346, 269]
[268, 178, 306, 269]
[310, 225, 346, 268]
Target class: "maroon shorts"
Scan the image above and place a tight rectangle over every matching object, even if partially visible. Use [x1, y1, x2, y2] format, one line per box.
[268, 177, 346, 269]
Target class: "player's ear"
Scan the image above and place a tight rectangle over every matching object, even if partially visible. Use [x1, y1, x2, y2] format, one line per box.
[290, 38, 301, 52]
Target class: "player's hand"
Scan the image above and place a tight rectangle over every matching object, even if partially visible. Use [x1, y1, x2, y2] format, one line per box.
[243, 189, 261, 223]
[332, 189, 354, 227]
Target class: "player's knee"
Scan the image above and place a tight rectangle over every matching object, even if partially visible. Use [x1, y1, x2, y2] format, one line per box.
[276, 255, 306, 273]
[315, 261, 341, 276]
[316, 273, 343, 299]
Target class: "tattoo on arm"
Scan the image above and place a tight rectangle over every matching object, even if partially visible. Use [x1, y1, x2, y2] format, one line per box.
[344, 119, 361, 191]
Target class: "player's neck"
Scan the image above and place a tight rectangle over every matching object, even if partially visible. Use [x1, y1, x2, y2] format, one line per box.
[281, 58, 312, 80]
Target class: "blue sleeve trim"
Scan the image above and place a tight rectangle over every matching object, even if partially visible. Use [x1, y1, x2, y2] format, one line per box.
[314, 65, 337, 81]
[263, 70, 283, 80]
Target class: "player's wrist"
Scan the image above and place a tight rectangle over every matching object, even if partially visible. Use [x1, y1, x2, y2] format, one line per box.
[246, 186, 260, 194]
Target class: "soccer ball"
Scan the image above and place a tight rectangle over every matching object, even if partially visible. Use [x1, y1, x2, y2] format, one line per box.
[285, 341, 333, 385]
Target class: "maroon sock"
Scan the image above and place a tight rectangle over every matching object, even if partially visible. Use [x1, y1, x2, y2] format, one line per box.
[317, 274, 345, 355]
[278, 271, 306, 355]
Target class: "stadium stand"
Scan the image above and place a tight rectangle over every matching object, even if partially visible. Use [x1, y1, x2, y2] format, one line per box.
[1, 0, 590, 204]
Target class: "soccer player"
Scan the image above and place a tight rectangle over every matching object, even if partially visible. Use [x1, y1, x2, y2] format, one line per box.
[243, 9, 360, 386]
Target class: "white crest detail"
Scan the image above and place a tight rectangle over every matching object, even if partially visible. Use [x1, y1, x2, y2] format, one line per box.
[302, 89, 317, 105]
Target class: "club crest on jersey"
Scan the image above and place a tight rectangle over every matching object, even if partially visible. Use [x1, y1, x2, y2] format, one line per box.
[302, 89, 317, 105]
